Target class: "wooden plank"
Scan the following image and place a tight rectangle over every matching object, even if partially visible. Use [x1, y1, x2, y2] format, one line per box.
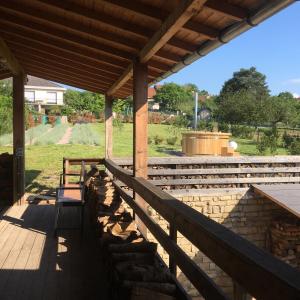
[114, 183, 228, 300]
[133, 62, 148, 237]
[105, 95, 113, 159]
[252, 184, 300, 218]
[13, 74, 25, 204]
[149, 177, 300, 186]
[104, 158, 300, 300]
[0, 38, 23, 75]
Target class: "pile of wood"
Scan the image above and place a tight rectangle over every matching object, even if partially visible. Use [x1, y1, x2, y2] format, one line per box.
[0, 153, 13, 206]
[88, 170, 177, 300]
[269, 216, 300, 270]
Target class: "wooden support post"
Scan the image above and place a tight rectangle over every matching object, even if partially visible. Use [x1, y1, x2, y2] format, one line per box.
[13, 74, 25, 204]
[105, 95, 113, 159]
[133, 61, 148, 237]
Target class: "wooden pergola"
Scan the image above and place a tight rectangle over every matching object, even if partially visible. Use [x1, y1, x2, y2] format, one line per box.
[0, 0, 295, 207]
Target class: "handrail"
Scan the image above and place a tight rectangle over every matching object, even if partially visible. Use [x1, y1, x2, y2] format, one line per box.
[104, 158, 300, 300]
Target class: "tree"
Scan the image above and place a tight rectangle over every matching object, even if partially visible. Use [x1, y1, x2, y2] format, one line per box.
[220, 67, 269, 97]
[64, 90, 104, 114]
[217, 91, 266, 126]
[154, 82, 193, 113]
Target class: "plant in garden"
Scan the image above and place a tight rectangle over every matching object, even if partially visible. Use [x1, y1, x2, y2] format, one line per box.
[153, 135, 164, 145]
[34, 124, 69, 145]
[25, 124, 52, 145]
[166, 136, 177, 145]
[113, 117, 124, 131]
[70, 124, 100, 146]
[289, 140, 300, 155]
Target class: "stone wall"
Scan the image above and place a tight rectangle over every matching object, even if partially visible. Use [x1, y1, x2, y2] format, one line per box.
[146, 188, 288, 299]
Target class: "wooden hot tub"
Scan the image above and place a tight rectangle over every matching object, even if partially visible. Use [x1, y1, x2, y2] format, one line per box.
[182, 131, 235, 156]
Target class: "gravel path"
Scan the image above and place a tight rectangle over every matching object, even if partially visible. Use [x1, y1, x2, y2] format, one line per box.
[57, 127, 73, 145]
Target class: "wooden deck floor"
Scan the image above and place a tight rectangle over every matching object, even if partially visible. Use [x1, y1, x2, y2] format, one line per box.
[0, 203, 109, 300]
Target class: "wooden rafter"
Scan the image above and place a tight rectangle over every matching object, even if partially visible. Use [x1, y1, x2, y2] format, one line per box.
[107, 0, 207, 96]
[0, 37, 23, 75]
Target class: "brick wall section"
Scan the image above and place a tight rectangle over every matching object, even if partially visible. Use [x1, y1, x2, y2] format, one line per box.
[145, 188, 287, 299]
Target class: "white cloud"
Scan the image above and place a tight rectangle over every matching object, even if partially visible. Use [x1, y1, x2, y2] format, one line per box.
[293, 93, 299, 98]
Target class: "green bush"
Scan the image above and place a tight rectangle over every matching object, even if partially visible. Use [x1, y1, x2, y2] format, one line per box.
[148, 137, 152, 144]
[113, 117, 124, 131]
[172, 115, 189, 128]
[153, 135, 164, 145]
[70, 124, 100, 146]
[166, 136, 177, 145]
[256, 128, 279, 154]
[289, 140, 300, 155]
[218, 122, 230, 132]
[282, 131, 298, 148]
[231, 125, 255, 139]
[197, 120, 214, 131]
[34, 124, 69, 145]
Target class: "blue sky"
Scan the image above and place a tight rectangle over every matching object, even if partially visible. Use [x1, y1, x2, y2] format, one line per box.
[162, 2, 300, 97]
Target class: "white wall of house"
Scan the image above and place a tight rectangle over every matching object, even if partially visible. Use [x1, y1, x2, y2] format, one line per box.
[25, 86, 65, 106]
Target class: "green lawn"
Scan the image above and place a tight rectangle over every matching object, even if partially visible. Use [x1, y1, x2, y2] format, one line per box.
[0, 123, 290, 194]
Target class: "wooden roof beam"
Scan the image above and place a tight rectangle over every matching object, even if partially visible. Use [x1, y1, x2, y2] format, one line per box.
[0, 37, 24, 75]
[107, 0, 207, 96]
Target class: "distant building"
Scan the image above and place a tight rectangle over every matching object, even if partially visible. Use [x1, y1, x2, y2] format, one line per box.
[148, 85, 161, 111]
[25, 75, 66, 114]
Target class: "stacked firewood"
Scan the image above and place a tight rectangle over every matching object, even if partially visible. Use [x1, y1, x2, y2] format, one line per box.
[88, 170, 177, 300]
[269, 216, 300, 270]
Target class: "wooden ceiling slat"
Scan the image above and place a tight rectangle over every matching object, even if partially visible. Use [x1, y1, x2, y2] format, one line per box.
[0, 21, 130, 68]
[36, 0, 153, 38]
[24, 64, 109, 92]
[21, 60, 112, 90]
[205, 0, 248, 21]
[34, 0, 197, 53]
[26, 69, 102, 93]
[0, 12, 137, 61]
[14, 52, 116, 85]
[0, 0, 143, 51]
[107, 0, 206, 96]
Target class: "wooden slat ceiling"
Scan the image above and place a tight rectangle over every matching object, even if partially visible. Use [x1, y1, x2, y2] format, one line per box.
[0, 0, 293, 98]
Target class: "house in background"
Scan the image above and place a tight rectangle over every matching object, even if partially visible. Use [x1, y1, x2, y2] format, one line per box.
[148, 85, 161, 111]
[25, 75, 66, 114]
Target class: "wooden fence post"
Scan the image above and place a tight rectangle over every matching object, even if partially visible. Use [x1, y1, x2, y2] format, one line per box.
[133, 61, 148, 237]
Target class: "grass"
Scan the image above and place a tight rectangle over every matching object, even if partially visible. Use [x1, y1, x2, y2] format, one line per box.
[0, 123, 291, 194]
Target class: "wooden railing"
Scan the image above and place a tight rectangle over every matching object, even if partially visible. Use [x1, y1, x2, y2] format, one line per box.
[104, 158, 300, 300]
[63, 157, 300, 299]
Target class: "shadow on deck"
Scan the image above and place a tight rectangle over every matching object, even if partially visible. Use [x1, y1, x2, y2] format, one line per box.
[0, 203, 109, 300]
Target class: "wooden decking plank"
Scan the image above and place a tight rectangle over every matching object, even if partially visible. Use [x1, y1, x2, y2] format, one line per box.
[1, 207, 46, 300]
[14, 205, 49, 300]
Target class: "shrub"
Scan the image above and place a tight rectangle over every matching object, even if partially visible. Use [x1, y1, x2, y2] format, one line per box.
[289, 140, 300, 155]
[172, 115, 189, 128]
[34, 124, 69, 145]
[113, 117, 124, 131]
[231, 125, 255, 139]
[148, 137, 152, 144]
[282, 131, 298, 148]
[256, 128, 279, 154]
[218, 122, 230, 132]
[166, 136, 177, 145]
[153, 135, 164, 145]
[70, 124, 100, 146]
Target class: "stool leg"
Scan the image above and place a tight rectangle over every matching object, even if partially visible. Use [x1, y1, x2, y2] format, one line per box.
[80, 205, 84, 235]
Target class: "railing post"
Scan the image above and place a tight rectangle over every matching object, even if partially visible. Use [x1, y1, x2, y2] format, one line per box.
[64, 158, 69, 185]
[105, 95, 113, 159]
[133, 60, 148, 237]
[169, 223, 177, 276]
